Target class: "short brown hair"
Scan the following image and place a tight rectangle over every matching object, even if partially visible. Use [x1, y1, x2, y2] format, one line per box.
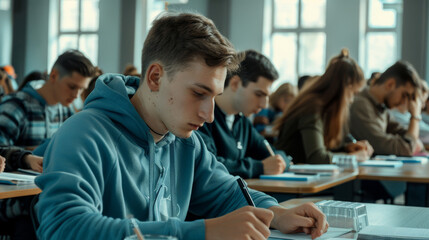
[373, 61, 421, 88]
[52, 50, 95, 78]
[141, 12, 240, 82]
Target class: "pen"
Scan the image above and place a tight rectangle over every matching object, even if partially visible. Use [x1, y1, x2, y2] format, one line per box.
[263, 140, 276, 156]
[131, 218, 145, 240]
[237, 177, 255, 207]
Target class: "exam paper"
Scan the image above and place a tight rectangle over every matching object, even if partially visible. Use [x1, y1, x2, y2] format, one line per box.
[268, 227, 352, 240]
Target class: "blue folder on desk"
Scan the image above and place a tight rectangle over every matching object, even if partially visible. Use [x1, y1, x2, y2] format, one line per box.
[359, 160, 403, 168]
[374, 155, 428, 164]
[260, 172, 320, 182]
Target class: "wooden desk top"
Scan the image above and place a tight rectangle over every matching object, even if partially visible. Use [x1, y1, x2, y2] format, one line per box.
[358, 162, 429, 183]
[0, 183, 41, 199]
[245, 171, 358, 194]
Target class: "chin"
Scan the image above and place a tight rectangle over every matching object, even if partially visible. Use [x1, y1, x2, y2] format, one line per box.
[171, 129, 193, 139]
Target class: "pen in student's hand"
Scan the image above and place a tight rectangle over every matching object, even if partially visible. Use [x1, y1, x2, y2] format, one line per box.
[131, 218, 145, 240]
[237, 177, 255, 207]
[263, 140, 276, 157]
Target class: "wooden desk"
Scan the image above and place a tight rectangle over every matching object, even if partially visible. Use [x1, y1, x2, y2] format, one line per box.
[0, 183, 41, 199]
[358, 162, 429, 183]
[245, 171, 358, 194]
[280, 199, 429, 239]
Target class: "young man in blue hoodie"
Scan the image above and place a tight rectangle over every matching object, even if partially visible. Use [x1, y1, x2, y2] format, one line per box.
[35, 12, 328, 240]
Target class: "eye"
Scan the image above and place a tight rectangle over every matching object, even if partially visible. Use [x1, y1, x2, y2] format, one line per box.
[193, 90, 204, 98]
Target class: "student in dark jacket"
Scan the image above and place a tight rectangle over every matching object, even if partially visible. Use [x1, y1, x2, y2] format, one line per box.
[198, 50, 290, 178]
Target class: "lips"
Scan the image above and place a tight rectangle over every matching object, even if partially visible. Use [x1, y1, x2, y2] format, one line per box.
[189, 123, 203, 130]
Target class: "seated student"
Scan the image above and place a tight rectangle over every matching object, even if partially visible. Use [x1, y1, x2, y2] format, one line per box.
[390, 81, 429, 146]
[0, 50, 95, 149]
[349, 61, 423, 203]
[274, 49, 373, 164]
[198, 50, 290, 178]
[253, 83, 298, 141]
[350, 61, 423, 156]
[0, 148, 43, 239]
[35, 12, 328, 240]
[0, 68, 14, 99]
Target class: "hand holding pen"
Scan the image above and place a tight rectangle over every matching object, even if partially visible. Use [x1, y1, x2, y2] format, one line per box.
[261, 140, 287, 175]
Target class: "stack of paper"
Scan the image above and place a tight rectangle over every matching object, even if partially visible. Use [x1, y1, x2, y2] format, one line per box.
[260, 172, 320, 182]
[269, 227, 352, 239]
[289, 164, 340, 175]
[373, 155, 427, 164]
[358, 225, 429, 240]
[358, 160, 403, 168]
[0, 172, 36, 185]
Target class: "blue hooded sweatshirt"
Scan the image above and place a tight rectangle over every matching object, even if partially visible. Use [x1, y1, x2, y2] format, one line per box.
[35, 74, 279, 240]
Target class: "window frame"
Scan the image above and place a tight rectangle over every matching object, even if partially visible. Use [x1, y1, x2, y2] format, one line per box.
[269, 0, 327, 85]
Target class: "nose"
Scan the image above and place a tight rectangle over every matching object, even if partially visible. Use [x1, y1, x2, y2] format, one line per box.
[199, 98, 215, 123]
[259, 96, 268, 109]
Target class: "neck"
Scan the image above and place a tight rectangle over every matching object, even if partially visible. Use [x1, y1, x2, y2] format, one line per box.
[215, 92, 238, 115]
[36, 83, 58, 105]
[130, 87, 168, 143]
[368, 85, 385, 104]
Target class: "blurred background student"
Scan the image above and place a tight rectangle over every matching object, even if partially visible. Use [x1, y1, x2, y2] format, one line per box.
[274, 49, 373, 164]
[253, 83, 297, 143]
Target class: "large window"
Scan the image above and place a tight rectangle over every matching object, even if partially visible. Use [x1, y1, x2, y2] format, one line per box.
[56, 0, 99, 65]
[269, 0, 326, 87]
[364, 0, 402, 77]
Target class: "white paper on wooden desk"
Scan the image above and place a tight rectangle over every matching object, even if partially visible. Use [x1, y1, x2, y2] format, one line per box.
[358, 225, 429, 239]
[268, 227, 352, 240]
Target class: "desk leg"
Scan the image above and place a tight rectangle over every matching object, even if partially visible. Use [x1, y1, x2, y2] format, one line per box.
[333, 180, 357, 201]
[405, 182, 428, 207]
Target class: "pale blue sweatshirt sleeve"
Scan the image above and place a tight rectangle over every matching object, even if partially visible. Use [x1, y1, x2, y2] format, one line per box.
[35, 118, 205, 240]
[187, 132, 279, 218]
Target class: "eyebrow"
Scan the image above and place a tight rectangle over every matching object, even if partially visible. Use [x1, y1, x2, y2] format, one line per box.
[193, 83, 223, 96]
[255, 89, 269, 96]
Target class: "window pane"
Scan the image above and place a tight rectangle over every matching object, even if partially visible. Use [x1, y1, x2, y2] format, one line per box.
[59, 34, 78, 54]
[60, 0, 79, 31]
[274, 0, 298, 28]
[299, 32, 326, 76]
[79, 34, 98, 65]
[369, 0, 396, 28]
[366, 32, 396, 77]
[81, 0, 99, 31]
[272, 33, 297, 85]
[301, 0, 326, 28]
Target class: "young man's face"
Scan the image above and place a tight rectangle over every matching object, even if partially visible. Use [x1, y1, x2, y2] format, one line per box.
[384, 81, 415, 109]
[53, 72, 91, 106]
[233, 76, 272, 116]
[157, 60, 226, 138]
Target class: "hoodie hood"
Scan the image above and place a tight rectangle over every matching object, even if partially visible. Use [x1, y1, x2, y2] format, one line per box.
[83, 74, 174, 147]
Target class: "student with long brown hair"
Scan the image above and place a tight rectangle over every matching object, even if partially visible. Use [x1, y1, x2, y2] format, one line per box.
[274, 49, 373, 164]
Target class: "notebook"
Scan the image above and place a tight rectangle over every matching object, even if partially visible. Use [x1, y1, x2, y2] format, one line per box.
[373, 155, 428, 164]
[359, 160, 403, 168]
[289, 164, 340, 175]
[0, 172, 36, 185]
[260, 172, 320, 182]
[269, 227, 352, 239]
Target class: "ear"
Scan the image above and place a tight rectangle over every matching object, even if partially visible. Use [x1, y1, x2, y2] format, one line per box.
[145, 63, 164, 92]
[228, 75, 242, 92]
[49, 68, 59, 84]
[385, 78, 396, 91]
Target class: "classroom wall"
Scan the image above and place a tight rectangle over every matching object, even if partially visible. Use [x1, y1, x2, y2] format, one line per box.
[0, 0, 12, 66]
[402, 0, 428, 80]
[5, 0, 429, 81]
